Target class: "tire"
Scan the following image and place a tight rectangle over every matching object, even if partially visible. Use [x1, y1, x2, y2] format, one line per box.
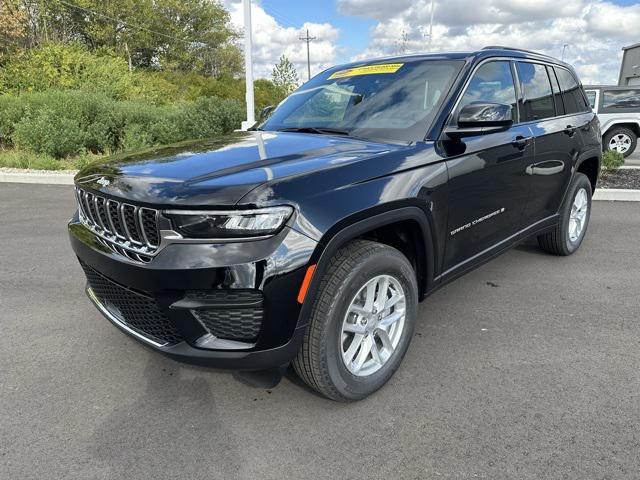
[293, 240, 418, 401]
[537, 173, 592, 256]
[603, 127, 637, 157]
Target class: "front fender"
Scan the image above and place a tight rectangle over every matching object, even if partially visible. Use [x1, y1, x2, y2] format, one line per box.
[295, 205, 437, 329]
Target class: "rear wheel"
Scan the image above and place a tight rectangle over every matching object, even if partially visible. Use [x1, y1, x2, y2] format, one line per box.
[537, 173, 592, 256]
[293, 240, 418, 401]
[604, 127, 637, 157]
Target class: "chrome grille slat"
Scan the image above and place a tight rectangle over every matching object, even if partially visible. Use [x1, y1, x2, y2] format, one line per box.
[105, 200, 122, 238]
[107, 200, 126, 239]
[76, 189, 88, 220]
[83, 192, 98, 225]
[93, 196, 109, 233]
[120, 204, 140, 245]
[75, 187, 160, 263]
[138, 208, 151, 246]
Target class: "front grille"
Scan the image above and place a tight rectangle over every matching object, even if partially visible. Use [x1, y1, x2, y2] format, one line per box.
[187, 290, 263, 342]
[81, 261, 183, 346]
[75, 188, 160, 263]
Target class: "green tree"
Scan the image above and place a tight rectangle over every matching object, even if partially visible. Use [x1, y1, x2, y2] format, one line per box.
[272, 55, 299, 95]
[73, 0, 242, 76]
[0, 0, 26, 62]
[12, 0, 243, 77]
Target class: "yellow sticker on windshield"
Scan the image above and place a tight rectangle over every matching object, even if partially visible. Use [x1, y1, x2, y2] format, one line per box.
[328, 63, 404, 79]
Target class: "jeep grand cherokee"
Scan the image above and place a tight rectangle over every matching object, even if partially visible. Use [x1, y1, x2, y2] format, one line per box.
[69, 47, 601, 401]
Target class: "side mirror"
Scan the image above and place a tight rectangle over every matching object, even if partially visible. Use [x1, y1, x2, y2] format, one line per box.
[445, 102, 513, 138]
[259, 105, 275, 121]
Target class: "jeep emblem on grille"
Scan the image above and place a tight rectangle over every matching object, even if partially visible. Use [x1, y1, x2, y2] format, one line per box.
[96, 177, 110, 187]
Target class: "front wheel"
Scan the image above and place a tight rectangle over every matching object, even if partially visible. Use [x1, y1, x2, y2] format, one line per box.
[537, 173, 592, 256]
[293, 240, 418, 401]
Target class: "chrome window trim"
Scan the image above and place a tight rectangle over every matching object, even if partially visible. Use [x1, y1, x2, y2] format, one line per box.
[448, 56, 586, 128]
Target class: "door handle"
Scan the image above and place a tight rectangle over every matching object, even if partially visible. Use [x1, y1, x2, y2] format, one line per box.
[512, 136, 532, 150]
[564, 125, 576, 137]
[526, 162, 565, 176]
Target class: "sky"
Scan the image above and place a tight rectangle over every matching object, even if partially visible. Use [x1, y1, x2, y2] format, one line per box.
[224, 0, 640, 85]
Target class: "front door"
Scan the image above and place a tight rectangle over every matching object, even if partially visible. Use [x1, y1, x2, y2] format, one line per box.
[442, 60, 534, 273]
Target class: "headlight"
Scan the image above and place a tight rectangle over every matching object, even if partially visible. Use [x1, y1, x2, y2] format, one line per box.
[164, 206, 293, 239]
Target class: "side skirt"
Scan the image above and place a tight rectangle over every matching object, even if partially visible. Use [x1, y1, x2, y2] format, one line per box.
[427, 214, 559, 297]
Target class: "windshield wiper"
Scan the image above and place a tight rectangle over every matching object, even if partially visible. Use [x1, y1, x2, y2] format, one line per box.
[276, 127, 351, 136]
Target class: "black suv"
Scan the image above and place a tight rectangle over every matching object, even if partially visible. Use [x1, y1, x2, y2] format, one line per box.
[70, 47, 601, 401]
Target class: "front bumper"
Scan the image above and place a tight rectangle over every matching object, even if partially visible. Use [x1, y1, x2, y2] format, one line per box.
[69, 215, 317, 370]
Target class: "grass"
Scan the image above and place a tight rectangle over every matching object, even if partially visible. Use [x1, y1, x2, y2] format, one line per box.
[0, 148, 104, 171]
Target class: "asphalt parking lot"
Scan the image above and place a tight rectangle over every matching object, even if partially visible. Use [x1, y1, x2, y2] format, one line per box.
[1, 183, 639, 480]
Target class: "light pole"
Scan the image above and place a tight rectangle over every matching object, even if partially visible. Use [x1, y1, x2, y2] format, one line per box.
[561, 43, 569, 61]
[241, 0, 255, 130]
[428, 0, 434, 46]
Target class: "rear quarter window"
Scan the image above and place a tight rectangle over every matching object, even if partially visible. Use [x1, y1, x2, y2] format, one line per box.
[602, 89, 640, 110]
[554, 68, 590, 114]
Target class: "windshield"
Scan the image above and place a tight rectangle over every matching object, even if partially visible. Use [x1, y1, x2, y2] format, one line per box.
[260, 59, 463, 142]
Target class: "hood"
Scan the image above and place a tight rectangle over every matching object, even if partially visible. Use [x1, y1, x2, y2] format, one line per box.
[74, 131, 402, 206]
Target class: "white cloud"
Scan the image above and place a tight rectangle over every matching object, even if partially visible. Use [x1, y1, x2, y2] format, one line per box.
[226, 1, 340, 80]
[337, 0, 638, 84]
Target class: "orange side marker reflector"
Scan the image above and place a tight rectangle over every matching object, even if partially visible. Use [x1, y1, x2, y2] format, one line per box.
[297, 264, 317, 304]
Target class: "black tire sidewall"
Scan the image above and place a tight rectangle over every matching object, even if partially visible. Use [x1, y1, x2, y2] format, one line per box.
[561, 173, 592, 254]
[322, 248, 418, 400]
[604, 127, 637, 158]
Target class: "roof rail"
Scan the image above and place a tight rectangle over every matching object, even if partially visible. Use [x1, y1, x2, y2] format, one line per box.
[482, 45, 549, 57]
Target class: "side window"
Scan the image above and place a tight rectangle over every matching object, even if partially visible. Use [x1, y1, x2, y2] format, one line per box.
[602, 89, 640, 109]
[516, 62, 555, 121]
[554, 67, 590, 114]
[585, 90, 597, 109]
[457, 61, 517, 121]
[547, 66, 565, 116]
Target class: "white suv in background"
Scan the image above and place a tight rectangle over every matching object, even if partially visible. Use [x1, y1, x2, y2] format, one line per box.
[585, 85, 640, 157]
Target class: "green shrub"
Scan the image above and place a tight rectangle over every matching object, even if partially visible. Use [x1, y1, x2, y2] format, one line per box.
[0, 95, 26, 147]
[177, 97, 244, 139]
[13, 108, 87, 157]
[0, 43, 136, 99]
[0, 149, 102, 170]
[0, 89, 244, 158]
[602, 149, 625, 172]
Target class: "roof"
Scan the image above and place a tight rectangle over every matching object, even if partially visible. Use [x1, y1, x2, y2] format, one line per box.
[622, 42, 640, 51]
[585, 85, 639, 90]
[329, 46, 570, 73]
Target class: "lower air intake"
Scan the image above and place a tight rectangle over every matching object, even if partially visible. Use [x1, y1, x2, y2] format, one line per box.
[80, 261, 183, 346]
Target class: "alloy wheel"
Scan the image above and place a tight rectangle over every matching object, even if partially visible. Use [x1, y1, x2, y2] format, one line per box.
[608, 133, 632, 154]
[568, 187, 588, 243]
[340, 275, 406, 377]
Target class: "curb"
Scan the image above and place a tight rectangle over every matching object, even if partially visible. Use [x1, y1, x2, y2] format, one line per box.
[620, 165, 640, 170]
[593, 188, 640, 202]
[0, 172, 75, 185]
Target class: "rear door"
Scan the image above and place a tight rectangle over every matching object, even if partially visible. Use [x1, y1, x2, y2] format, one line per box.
[442, 60, 534, 272]
[516, 62, 585, 225]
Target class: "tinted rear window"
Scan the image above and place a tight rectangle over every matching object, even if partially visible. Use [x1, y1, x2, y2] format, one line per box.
[603, 89, 640, 109]
[554, 68, 590, 114]
[516, 62, 555, 121]
[585, 91, 597, 109]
